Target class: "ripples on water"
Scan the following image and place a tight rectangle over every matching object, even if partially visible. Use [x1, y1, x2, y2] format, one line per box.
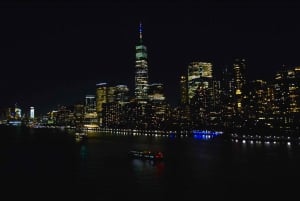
[0, 126, 300, 200]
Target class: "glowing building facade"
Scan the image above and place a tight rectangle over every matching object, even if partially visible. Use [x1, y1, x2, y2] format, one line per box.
[84, 95, 98, 129]
[115, 85, 129, 105]
[273, 67, 300, 128]
[180, 75, 188, 105]
[96, 83, 107, 126]
[187, 61, 213, 103]
[148, 83, 165, 102]
[233, 58, 246, 112]
[135, 22, 149, 103]
[30, 106, 34, 119]
[14, 104, 22, 120]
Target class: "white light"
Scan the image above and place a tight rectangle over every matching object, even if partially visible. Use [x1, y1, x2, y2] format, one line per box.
[30, 106, 35, 119]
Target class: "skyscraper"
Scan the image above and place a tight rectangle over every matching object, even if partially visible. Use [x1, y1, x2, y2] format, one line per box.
[187, 61, 213, 103]
[273, 67, 300, 128]
[134, 22, 149, 103]
[187, 62, 213, 128]
[14, 103, 22, 120]
[30, 106, 35, 119]
[148, 83, 165, 102]
[233, 58, 246, 112]
[84, 95, 98, 129]
[85, 95, 96, 113]
[115, 85, 129, 105]
[180, 75, 188, 105]
[96, 83, 108, 126]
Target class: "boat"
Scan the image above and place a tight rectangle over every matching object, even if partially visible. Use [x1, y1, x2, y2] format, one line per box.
[128, 150, 164, 160]
[75, 126, 88, 140]
[75, 131, 88, 140]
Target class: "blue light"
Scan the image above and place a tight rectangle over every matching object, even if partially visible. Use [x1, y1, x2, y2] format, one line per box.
[139, 22, 143, 34]
[192, 129, 222, 140]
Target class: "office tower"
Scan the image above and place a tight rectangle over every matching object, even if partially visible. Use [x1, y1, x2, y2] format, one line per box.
[14, 103, 22, 119]
[220, 67, 235, 127]
[85, 95, 96, 113]
[211, 80, 222, 124]
[55, 105, 73, 126]
[134, 22, 149, 102]
[232, 58, 246, 112]
[84, 95, 98, 129]
[187, 61, 213, 103]
[246, 80, 268, 119]
[146, 83, 167, 129]
[107, 86, 116, 103]
[74, 104, 84, 126]
[180, 75, 188, 105]
[102, 102, 123, 128]
[96, 83, 107, 126]
[187, 61, 213, 128]
[273, 67, 300, 128]
[115, 85, 129, 105]
[102, 85, 129, 128]
[148, 83, 165, 102]
[294, 67, 300, 119]
[30, 106, 34, 119]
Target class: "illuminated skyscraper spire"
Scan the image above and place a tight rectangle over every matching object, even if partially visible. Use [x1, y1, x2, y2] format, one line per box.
[139, 21, 143, 43]
[135, 22, 149, 102]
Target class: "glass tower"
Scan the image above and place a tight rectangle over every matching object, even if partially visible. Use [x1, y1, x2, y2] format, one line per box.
[30, 106, 35, 119]
[135, 22, 149, 102]
[187, 61, 213, 103]
[233, 58, 246, 112]
[96, 83, 108, 126]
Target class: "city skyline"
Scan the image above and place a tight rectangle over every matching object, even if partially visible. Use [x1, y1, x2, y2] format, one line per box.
[1, 0, 300, 114]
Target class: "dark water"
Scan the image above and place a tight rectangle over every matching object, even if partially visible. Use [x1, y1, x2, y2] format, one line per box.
[0, 126, 300, 200]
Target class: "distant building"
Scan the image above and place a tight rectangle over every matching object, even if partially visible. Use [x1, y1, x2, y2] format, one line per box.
[14, 104, 22, 120]
[232, 58, 247, 113]
[180, 75, 188, 105]
[84, 95, 98, 129]
[187, 62, 214, 128]
[30, 106, 35, 119]
[115, 85, 129, 105]
[148, 83, 165, 102]
[273, 66, 300, 128]
[246, 80, 269, 120]
[74, 104, 84, 126]
[85, 95, 96, 114]
[96, 83, 108, 126]
[187, 61, 213, 103]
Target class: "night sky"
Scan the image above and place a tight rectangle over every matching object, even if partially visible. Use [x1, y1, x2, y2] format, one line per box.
[1, 0, 300, 115]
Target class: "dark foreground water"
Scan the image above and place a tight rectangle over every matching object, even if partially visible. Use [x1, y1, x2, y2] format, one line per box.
[0, 126, 300, 200]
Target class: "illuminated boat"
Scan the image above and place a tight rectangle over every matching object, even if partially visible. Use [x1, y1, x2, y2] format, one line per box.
[128, 150, 164, 160]
[75, 131, 88, 140]
[75, 126, 88, 140]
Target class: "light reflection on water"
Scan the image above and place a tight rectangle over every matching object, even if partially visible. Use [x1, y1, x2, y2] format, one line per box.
[132, 159, 165, 176]
[80, 144, 88, 160]
[2, 126, 300, 200]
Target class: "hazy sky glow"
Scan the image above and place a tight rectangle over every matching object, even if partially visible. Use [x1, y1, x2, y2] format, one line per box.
[1, 0, 300, 114]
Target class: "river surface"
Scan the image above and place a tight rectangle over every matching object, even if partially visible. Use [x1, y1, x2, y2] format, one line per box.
[0, 126, 299, 200]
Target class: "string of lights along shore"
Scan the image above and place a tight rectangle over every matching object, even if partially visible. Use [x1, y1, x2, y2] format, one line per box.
[0, 22, 299, 137]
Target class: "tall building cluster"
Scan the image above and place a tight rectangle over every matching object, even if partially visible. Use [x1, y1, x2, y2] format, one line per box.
[177, 58, 300, 134]
[1, 23, 299, 135]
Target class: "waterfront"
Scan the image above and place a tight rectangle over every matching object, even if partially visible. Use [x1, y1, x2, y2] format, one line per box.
[1, 126, 300, 200]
